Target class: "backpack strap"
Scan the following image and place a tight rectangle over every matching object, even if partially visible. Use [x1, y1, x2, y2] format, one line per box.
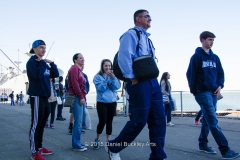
[129, 28, 141, 51]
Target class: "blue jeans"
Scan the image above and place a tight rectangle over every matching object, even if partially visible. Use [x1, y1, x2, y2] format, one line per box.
[57, 102, 63, 118]
[72, 97, 84, 149]
[69, 103, 86, 128]
[10, 98, 14, 106]
[195, 91, 229, 155]
[108, 79, 167, 160]
[20, 98, 23, 106]
[82, 103, 86, 129]
[164, 103, 172, 123]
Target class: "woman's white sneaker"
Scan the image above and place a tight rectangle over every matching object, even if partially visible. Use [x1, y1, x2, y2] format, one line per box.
[167, 122, 175, 126]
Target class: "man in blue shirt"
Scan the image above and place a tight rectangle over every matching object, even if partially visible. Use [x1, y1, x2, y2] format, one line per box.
[105, 9, 167, 160]
[19, 91, 23, 106]
[186, 31, 240, 159]
[9, 91, 15, 106]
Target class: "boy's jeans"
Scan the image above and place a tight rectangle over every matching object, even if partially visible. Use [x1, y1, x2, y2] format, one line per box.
[195, 91, 229, 155]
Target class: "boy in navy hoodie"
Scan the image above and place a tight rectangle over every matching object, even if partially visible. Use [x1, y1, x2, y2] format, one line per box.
[27, 40, 59, 160]
[186, 31, 240, 159]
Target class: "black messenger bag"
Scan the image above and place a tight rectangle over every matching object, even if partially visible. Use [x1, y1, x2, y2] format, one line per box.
[133, 55, 159, 81]
[133, 38, 159, 81]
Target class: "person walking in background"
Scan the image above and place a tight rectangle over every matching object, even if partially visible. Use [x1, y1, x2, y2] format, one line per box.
[160, 72, 174, 126]
[16, 94, 19, 105]
[186, 31, 240, 159]
[106, 9, 167, 160]
[19, 91, 23, 106]
[9, 91, 15, 106]
[45, 78, 57, 129]
[27, 39, 59, 160]
[0, 93, 3, 103]
[3, 93, 8, 104]
[56, 76, 66, 121]
[92, 59, 121, 149]
[68, 53, 87, 152]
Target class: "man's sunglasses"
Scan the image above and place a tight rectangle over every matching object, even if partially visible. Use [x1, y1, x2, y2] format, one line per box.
[143, 15, 151, 19]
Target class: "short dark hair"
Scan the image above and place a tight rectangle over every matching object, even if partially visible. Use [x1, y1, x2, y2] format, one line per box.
[97, 59, 112, 76]
[72, 53, 80, 64]
[134, 9, 148, 24]
[59, 76, 63, 82]
[200, 31, 216, 42]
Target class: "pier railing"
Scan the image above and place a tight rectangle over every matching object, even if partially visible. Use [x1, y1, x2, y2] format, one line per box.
[118, 90, 240, 117]
[171, 90, 240, 117]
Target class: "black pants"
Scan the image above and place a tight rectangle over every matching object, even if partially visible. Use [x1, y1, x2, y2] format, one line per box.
[47, 101, 57, 124]
[96, 101, 116, 135]
[57, 102, 63, 118]
[29, 96, 49, 154]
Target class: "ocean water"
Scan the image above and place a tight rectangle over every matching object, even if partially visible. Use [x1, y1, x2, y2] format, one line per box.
[86, 91, 240, 111]
[171, 91, 240, 111]
[86, 91, 125, 109]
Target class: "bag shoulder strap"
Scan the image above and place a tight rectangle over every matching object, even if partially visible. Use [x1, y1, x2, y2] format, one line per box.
[148, 38, 155, 50]
[129, 28, 141, 51]
[148, 37, 158, 62]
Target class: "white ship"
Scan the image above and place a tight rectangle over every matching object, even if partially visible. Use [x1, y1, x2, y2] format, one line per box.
[0, 49, 63, 102]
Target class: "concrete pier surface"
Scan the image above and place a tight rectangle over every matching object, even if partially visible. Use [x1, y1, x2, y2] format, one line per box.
[0, 103, 239, 160]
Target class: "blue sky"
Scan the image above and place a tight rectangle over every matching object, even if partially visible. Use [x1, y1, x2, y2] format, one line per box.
[0, 0, 240, 92]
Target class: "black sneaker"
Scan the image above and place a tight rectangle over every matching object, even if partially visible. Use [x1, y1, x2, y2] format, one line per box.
[81, 130, 85, 134]
[198, 146, 216, 154]
[222, 150, 240, 159]
[56, 117, 65, 121]
[68, 126, 72, 135]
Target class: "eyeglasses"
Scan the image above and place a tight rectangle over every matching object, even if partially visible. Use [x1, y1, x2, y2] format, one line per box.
[143, 15, 151, 19]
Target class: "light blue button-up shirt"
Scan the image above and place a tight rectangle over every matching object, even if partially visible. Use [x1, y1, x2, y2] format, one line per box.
[118, 26, 154, 79]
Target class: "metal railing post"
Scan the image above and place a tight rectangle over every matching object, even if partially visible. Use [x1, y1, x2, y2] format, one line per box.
[180, 91, 183, 117]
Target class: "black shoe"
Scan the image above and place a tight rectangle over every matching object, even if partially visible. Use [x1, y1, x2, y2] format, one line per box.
[81, 130, 85, 134]
[56, 117, 65, 121]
